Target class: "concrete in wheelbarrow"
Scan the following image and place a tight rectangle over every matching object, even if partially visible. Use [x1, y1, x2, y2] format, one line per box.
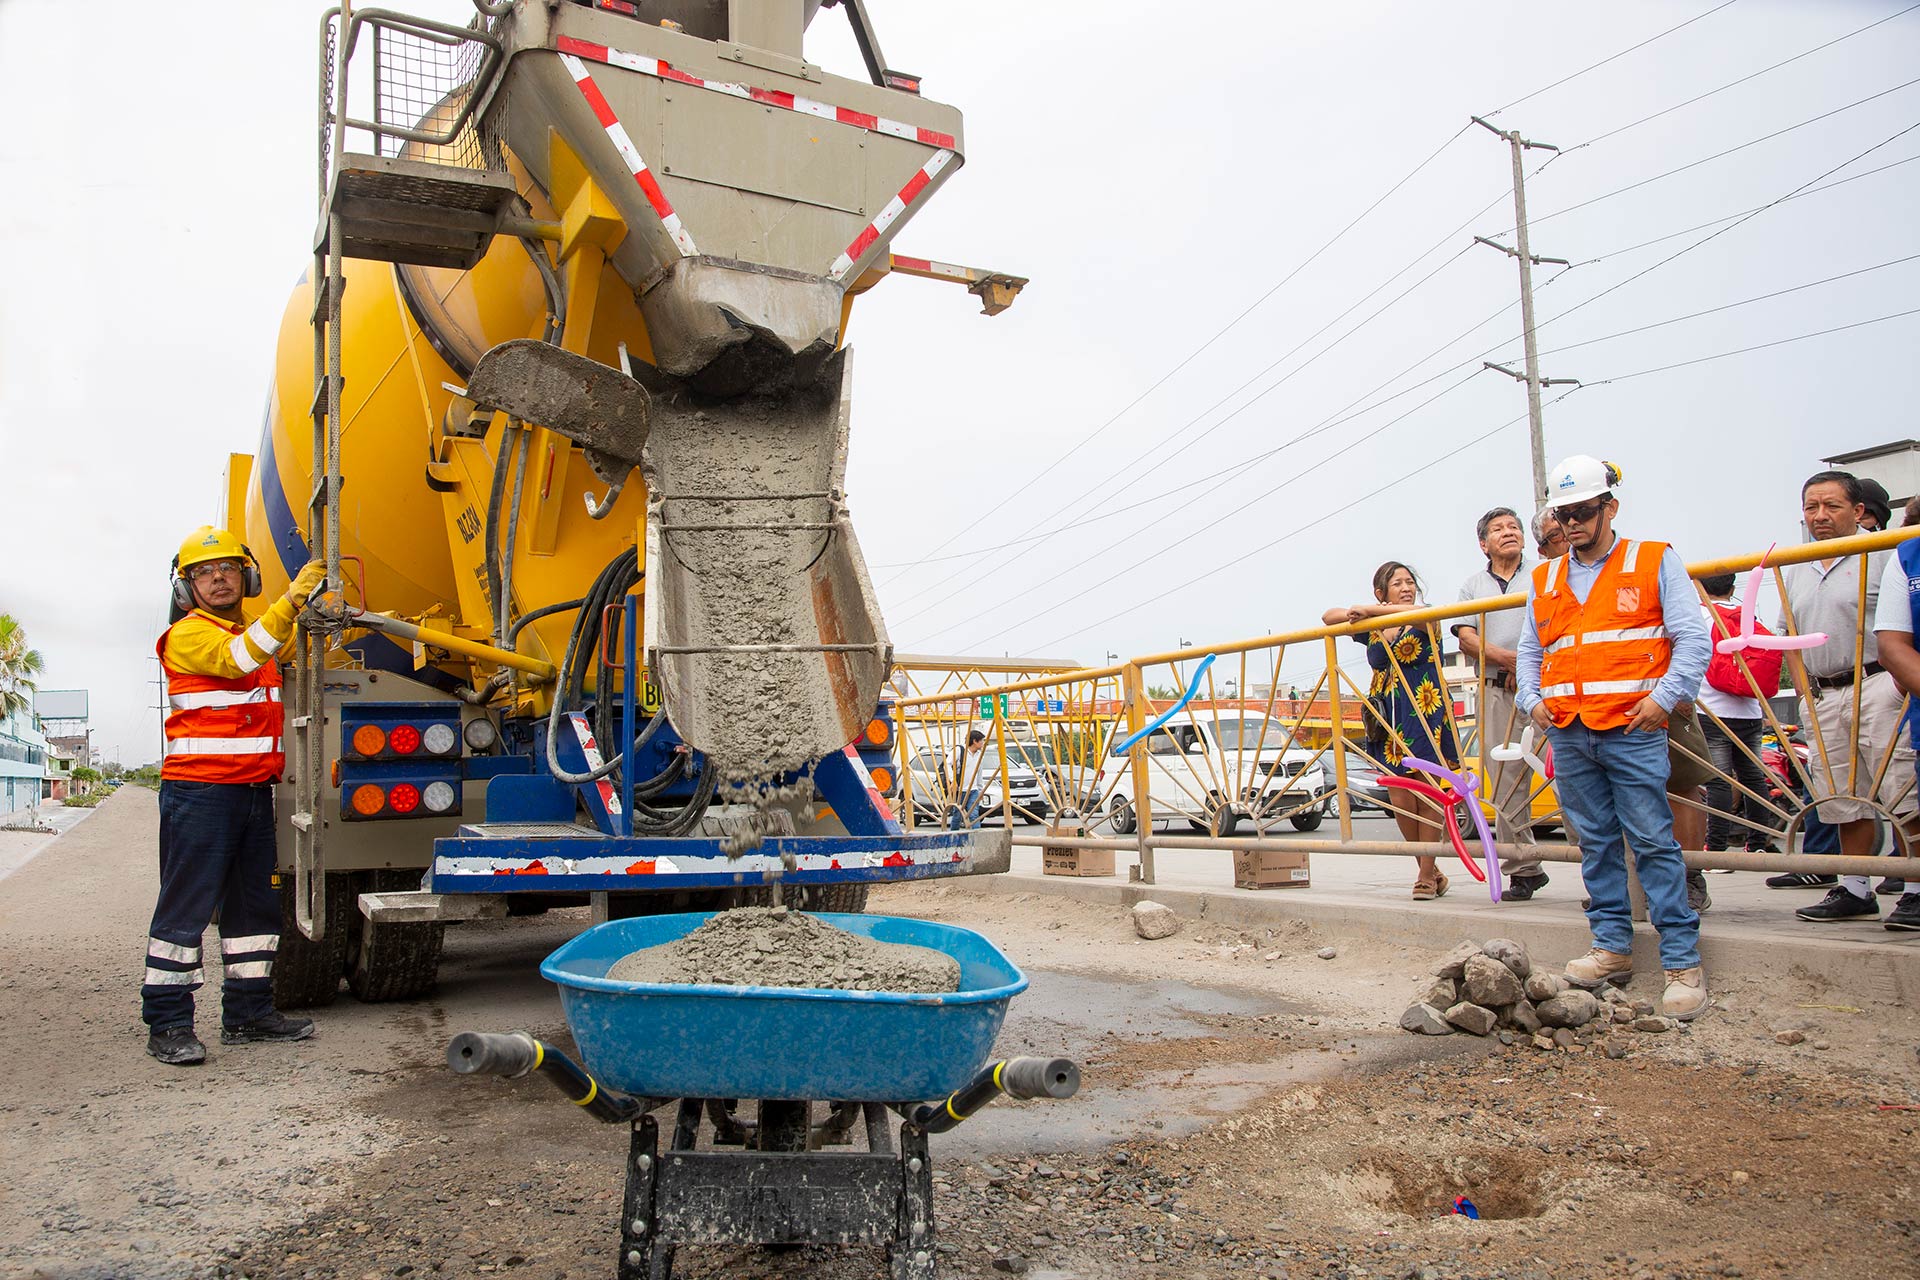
[952, 821, 1920, 1007]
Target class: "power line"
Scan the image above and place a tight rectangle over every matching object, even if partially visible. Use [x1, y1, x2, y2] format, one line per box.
[1020, 395, 1583, 654]
[1594, 306, 1920, 385]
[1565, 3, 1920, 153]
[1570, 152, 1920, 265]
[1485, 0, 1742, 117]
[877, 122, 1476, 583]
[1506, 74, 1920, 236]
[1533, 253, 1920, 359]
[1019, 305, 1920, 651]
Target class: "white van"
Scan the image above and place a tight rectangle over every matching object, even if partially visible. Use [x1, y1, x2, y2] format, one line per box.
[1096, 713, 1329, 835]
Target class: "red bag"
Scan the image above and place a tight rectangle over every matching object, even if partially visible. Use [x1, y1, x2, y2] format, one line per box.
[1703, 602, 1783, 698]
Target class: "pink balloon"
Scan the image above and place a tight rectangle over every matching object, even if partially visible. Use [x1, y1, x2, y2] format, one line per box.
[1717, 543, 1827, 652]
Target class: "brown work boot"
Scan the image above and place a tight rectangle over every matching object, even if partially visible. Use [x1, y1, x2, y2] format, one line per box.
[1662, 967, 1709, 1021]
[1563, 948, 1634, 989]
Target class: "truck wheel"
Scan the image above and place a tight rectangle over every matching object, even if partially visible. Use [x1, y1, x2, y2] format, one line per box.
[1290, 811, 1324, 832]
[272, 872, 353, 1009]
[1109, 795, 1136, 835]
[783, 883, 869, 913]
[345, 870, 445, 1003]
[1208, 797, 1240, 839]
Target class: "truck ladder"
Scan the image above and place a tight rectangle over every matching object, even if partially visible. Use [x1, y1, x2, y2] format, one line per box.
[292, 2, 515, 942]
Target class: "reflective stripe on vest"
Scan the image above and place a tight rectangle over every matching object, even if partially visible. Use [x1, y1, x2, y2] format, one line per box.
[1531, 537, 1674, 732]
[156, 613, 286, 784]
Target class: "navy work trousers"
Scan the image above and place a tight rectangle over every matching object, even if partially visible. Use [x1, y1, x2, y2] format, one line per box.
[142, 780, 281, 1031]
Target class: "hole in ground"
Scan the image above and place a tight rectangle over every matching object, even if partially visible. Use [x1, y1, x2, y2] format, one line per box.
[1362, 1147, 1550, 1221]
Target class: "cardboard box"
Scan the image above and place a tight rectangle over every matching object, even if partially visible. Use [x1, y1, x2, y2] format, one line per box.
[1232, 848, 1311, 890]
[1043, 821, 1114, 876]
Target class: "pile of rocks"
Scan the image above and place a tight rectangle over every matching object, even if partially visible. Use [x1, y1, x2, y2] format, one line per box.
[1399, 938, 1683, 1053]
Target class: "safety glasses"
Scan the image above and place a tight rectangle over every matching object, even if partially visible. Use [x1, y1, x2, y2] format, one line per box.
[1551, 499, 1606, 526]
[187, 559, 244, 581]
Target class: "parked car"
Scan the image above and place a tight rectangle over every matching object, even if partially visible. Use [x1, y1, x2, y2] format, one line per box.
[901, 746, 1050, 826]
[1340, 755, 1393, 815]
[1096, 714, 1330, 836]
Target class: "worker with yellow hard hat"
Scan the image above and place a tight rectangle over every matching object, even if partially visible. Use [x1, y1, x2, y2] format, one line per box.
[142, 527, 326, 1066]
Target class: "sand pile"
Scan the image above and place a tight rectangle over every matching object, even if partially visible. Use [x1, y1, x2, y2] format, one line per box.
[605, 906, 961, 993]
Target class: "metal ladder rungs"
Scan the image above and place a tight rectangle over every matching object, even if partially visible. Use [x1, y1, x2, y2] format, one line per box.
[309, 274, 344, 324]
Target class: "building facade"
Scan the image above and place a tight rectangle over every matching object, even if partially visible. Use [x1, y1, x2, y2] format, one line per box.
[0, 707, 49, 817]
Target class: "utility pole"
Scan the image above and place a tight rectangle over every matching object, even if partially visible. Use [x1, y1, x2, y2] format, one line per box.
[1471, 116, 1578, 511]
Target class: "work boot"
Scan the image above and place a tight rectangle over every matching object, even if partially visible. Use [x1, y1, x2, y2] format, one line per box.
[221, 1012, 316, 1045]
[1885, 893, 1920, 932]
[1661, 967, 1709, 1021]
[147, 1026, 206, 1066]
[1564, 948, 1634, 989]
[1686, 870, 1712, 913]
[1505, 871, 1550, 901]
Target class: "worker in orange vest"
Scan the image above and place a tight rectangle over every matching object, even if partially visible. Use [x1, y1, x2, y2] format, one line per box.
[1515, 457, 1714, 1021]
[143, 527, 326, 1066]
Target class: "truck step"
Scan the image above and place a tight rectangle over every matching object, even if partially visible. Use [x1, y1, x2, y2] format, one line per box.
[455, 821, 608, 840]
[323, 152, 517, 269]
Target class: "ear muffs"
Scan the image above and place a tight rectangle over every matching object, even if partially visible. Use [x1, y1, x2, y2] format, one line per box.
[170, 547, 264, 611]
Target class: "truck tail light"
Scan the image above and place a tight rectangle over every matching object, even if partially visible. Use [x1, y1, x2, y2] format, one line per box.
[864, 717, 891, 746]
[351, 784, 386, 816]
[869, 766, 895, 793]
[421, 781, 457, 813]
[352, 725, 387, 756]
[389, 724, 422, 755]
[388, 783, 421, 814]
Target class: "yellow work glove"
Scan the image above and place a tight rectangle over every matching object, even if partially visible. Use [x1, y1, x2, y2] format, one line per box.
[287, 560, 329, 608]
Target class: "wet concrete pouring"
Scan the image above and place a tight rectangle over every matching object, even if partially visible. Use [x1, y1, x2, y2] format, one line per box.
[7, 793, 1920, 1280]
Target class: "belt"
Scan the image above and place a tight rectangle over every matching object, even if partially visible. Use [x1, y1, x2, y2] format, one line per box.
[1811, 662, 1882, 692]
[1487, 669, 1515, 691]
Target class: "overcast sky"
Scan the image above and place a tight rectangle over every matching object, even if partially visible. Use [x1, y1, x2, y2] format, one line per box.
[2, 0, 1916, 763]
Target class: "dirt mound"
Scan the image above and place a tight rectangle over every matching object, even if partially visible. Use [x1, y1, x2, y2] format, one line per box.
[604, 906, 960, 992]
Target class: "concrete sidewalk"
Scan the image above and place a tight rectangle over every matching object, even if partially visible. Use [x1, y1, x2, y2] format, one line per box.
[953, 825, 1920, 1006]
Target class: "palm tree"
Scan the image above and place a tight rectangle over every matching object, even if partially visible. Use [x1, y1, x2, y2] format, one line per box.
[0, 614, 45, 724]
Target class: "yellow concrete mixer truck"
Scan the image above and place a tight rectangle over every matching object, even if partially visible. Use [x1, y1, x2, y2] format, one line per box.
[223, 0, 1026, 1005]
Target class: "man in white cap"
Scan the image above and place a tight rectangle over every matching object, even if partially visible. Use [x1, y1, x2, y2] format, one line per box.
[1515, 457, 1714, 1019]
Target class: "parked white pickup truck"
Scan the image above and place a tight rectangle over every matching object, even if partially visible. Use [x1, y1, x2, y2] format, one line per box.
[1096, 714, 1330, 836]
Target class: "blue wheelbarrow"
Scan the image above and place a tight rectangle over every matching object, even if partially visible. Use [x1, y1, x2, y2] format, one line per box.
[447, 913, 1080, 1280]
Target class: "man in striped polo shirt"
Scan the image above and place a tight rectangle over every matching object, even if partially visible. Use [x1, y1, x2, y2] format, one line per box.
[144, 527, 325, 1065]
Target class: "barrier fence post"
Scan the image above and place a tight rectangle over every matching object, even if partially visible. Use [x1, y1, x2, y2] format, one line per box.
[1325, 635, 1353, 842]
[1122, 662, 1156, 885]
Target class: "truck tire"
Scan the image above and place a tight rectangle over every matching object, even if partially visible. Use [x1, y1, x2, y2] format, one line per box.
[1290, 811, 1324, 832]
[273, 873, 353, 1009]
[1109, 795, 1136, 835]
[1208, 796, 1240, 839]
[345, 870, 445, 1003]
[782, 883, 869, 913]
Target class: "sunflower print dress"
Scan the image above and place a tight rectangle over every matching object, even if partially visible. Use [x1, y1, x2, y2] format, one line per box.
[1354, 624, 1459, 777]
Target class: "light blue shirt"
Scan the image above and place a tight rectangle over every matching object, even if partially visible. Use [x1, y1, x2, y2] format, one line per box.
[1516, 539, 1711, 717]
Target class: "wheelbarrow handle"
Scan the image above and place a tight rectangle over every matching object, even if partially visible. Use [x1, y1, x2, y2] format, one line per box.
[447, 1031, 653, 1124]
[447, 1030, 540, 1078]
[911, 1056, 1081, 1134]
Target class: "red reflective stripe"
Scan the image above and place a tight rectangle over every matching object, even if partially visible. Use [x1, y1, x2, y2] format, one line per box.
[554, 35, 609, 62]
[572, 68, 622, 129]
[916, 126, 956, 147]
[634, 168, 675, 220]
[835, 106, 879, 130]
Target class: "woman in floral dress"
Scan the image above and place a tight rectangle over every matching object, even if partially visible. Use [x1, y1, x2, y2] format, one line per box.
[1324, 561, 1460, 899]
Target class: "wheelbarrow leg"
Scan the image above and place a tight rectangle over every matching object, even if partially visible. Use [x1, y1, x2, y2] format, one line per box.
[888, 1124, 935, 1280]
[617, 1114, 663, 1280]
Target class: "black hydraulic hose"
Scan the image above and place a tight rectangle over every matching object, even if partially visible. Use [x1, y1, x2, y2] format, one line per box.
[508, 597, 587, 646]
[482, 423, 515, 645]
[544, 548, 638, 785]
[910, 1057, 1082, 1134]
[446, 1031, 659, 1124]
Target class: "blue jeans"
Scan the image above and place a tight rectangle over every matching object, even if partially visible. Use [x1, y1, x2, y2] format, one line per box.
[143, 780, 282, 1031]
[1547, 721, 1701, 970]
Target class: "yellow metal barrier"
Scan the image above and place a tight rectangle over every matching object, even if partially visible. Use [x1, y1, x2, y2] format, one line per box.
[891, 527, 1920, 885]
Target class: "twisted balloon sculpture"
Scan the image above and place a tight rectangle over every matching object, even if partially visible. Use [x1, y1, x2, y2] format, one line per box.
[1377, 756, 1501, 902]
[1716, 543, 1827, 654]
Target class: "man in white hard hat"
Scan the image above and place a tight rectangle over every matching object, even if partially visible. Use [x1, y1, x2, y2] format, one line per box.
[1515, 457, 1714, 1019]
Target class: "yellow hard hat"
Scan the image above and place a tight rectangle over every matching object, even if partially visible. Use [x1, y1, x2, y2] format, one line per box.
[174, 525, 249, 573]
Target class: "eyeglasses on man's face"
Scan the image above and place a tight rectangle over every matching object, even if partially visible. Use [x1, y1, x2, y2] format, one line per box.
[1551, 499, 1606, 526]
[187, 559, 244, 581]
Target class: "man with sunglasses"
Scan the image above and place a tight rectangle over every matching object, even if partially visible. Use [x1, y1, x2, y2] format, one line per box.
[145, 527, 325, 1066]
[1515, 456, 1713, 1020]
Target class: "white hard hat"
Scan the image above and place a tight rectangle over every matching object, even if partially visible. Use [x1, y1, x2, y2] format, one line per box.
[1546, 455, 1620, 507]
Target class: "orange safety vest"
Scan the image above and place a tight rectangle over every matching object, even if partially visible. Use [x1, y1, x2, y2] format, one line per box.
[1531, 537, 1672, 732]
[156, 615, 286, 784]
